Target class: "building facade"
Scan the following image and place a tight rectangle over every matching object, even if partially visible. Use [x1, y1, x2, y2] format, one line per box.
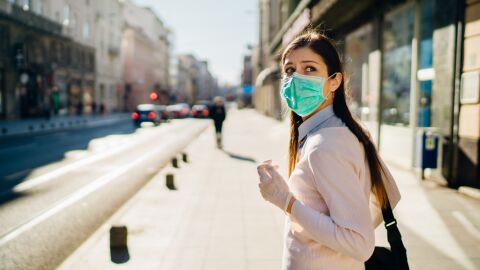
[240, 54, 254, 107]
[255, 0, 479, 188]
[121, 0, 170, 110]
[43, 0, 97, 115]
[93, 0, 123, 113]
[0, 0, 95, 119]
[176, 54, 217, 105]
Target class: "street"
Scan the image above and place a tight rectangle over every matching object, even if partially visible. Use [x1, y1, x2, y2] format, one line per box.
[57, 108, 480, 270]
[0, 108, 479, 269]
[0, 118, 210, 269]
[0, 118, 135, 192]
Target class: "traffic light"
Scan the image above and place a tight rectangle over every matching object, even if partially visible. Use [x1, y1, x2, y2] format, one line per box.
[149, 91, 158, 101]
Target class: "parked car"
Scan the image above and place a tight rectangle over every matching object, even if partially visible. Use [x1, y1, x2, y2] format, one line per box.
[196, 100, 212, 107]
[167, 103, 191, 118]
[132, 104, 162, 127]
[155, 105, 171, 121]
[191, 104, 209, 118]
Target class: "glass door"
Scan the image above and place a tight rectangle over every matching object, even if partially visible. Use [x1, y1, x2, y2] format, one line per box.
[0, 69, 4, 118]
[379, 3, 416, 165]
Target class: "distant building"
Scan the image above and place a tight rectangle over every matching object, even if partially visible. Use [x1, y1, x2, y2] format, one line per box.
[121, 0, 170, 110]
[176, 54, 217, 105]
[0, 0, 95, 118]
[253, 0, 282, 119]
[240, 54, 254, 107]
[93, 0, 123, 113]
[44, 0, 97, 115]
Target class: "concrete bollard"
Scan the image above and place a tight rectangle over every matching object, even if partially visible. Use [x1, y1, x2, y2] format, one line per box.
[110, 225, 128, 248]
[182, 152, 188, 163]
[171, 157, 179, 168]
[166, 174, 176, 190]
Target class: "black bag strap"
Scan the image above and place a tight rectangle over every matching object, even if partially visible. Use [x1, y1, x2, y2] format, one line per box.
[382, 200, 409, 270]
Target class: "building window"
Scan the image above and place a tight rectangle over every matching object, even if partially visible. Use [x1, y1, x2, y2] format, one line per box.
[345, 23, 374, 121]
[381, 4, 415, 126]
[83, 22, 90, 40]
[12, 0, 30, 10]
[0, 70, 4, 116]
[418, 0, 434, 127]
[34, 0, 44, 15]
[63, 4, 70, 26]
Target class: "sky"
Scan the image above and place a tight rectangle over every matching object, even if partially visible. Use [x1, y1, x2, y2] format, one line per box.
[132, 0, 259, 86]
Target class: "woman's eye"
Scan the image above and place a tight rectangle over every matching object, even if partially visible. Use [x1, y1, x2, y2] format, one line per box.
[305, 66, 316, 72]
[285, 67, 295, 75]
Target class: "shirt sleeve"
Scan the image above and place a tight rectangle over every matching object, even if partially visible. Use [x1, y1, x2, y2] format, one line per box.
[289, 148, 375, 262]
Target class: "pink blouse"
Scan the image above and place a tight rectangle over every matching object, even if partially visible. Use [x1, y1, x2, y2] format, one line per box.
[283, 127, 401, 270]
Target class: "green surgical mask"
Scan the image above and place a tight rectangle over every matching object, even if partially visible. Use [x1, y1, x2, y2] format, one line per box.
[281, 72, 335, 117]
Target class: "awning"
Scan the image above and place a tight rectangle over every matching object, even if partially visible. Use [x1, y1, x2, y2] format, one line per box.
[255, 67, 279, 87]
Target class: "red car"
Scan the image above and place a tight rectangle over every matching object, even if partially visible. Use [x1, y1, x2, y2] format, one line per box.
[132, 104, 162, 127]
[167, 103, 191, 119]
[191, 104, 209, 118]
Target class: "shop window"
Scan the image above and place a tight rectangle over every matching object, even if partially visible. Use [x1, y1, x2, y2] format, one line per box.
[345, 23, 374, 120]
[0, 70, 4, 116]
[418, 0, 434, 127]
[381, 4, 415, 126]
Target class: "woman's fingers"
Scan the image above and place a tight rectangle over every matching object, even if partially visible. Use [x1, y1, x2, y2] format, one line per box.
[265, 164, 282, 179]
[259, 160, 272, 167]
[257, 166, 272, 182]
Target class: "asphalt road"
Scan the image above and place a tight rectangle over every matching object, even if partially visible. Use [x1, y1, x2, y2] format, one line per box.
[0, 119, 210, 270]
[0, 119, 136, 192]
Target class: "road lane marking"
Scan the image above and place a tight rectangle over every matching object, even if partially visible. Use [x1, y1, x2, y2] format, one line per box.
[2, 122, 187, 195]
[0, 122, 208, 246]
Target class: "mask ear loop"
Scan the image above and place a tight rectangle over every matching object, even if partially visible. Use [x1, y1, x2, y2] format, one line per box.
[325, 72, 339, 99]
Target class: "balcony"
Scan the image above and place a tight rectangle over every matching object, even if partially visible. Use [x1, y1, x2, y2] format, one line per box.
[0, 0, 62, 36]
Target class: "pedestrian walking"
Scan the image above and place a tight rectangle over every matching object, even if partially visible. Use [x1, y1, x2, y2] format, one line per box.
[209, 96, 226, 148]
[257, 30, 406, 269]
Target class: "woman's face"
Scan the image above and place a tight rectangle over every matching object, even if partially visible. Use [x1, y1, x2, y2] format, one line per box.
[282, 47, 342, 119]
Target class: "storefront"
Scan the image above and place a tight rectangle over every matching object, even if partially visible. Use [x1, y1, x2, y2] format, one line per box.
[314, 0, 464, 183]
[0, 68, 4, 118]
[0, 4, 95, 119]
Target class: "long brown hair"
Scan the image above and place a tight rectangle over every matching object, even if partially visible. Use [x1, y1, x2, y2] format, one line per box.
[282, 30, 389, 208]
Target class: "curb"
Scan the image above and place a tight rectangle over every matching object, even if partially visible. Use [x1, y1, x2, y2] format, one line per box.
[458, 186, 480, 200]
[0, 114, 130, 139]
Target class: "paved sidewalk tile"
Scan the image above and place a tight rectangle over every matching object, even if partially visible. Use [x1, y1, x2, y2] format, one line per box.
[59, 109, 480, 270]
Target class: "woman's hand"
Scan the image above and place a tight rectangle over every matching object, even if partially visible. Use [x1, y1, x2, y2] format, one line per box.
[257, 161, 292, 212]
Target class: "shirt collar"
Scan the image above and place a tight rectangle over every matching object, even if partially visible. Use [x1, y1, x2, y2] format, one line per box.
[298, 105, 335, 142]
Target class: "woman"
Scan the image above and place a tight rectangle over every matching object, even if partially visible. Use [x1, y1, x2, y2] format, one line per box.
[257, 30, 401, 269]
[209, 96, 226, 148]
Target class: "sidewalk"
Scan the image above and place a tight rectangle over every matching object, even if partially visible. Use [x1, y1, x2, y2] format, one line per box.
[58, 109, 480, 270]
[0, 113, 130, 138]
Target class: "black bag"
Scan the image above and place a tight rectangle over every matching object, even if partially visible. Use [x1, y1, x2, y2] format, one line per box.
[365, 202, 409, 270]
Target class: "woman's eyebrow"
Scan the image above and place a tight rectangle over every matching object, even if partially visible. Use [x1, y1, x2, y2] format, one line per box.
[301, 60, 319, 64]
[284, 60, 318, 65]
[283, 60, 318, 66]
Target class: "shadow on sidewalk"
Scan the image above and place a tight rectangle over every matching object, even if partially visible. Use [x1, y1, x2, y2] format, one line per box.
[422, 183, 480, 268]
[387, 160, 480, 268]
[222, 150, 257, 163]
[395, 221, 467, 269]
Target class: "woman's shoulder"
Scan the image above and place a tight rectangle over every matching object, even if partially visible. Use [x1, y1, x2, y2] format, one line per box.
[307, 127, 359, 149]
[305, 127, 364, 163]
